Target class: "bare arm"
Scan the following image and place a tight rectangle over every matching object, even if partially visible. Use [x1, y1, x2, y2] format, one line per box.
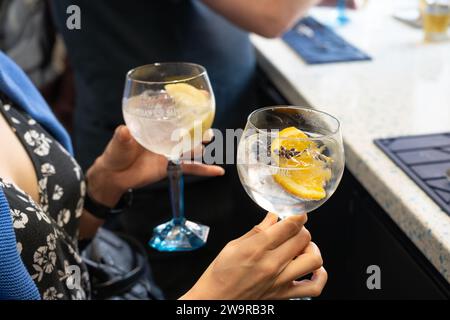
[201, 0, 321, 38]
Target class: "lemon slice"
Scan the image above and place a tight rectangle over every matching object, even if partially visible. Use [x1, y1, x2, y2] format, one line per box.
[165, 83, 214, 139]
[271, 127, 331, 201]
[188, 109, 215, 140]
[165, 83, 210, 110]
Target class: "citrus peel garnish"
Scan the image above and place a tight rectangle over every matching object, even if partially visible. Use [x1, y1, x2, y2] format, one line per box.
[164, 83, 214, 139]
[271, 127, 331, 200]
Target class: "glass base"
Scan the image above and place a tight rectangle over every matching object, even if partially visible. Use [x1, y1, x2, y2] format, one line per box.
[337, 13, 350, 26]
[425, 32, 448, 42]
[149, 219, 210, 252]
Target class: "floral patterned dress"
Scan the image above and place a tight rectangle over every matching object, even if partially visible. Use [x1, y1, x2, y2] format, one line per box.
[0, 97, 90, 300]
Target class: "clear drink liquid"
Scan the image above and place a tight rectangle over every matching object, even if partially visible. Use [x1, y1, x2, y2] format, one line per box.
[123, 90, 214, 159]
[237, 133, 344, 218]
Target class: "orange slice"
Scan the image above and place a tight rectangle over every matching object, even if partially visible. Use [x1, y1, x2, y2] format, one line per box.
[271, 127, 331, 200]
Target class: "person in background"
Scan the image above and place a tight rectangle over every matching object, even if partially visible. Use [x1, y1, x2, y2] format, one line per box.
[51, 0, 321, 298]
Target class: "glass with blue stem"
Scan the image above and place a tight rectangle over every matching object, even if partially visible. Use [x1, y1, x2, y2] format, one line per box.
[122, 63, 216, 252]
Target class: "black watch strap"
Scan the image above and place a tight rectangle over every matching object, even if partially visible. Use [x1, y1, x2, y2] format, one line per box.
[84, 189, 133, 220]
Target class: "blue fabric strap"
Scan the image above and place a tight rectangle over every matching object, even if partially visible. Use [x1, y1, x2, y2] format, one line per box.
[0, 51, 73, 154]
[0, 191, 41, 300]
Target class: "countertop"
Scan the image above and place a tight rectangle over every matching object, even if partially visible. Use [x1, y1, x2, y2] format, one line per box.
[251, 0, 450, 282]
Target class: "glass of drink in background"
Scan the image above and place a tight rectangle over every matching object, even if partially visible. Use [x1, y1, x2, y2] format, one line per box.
[237, 106, 345, 220]
[123, 63, 215, 251]
[423, 0, 450, 41]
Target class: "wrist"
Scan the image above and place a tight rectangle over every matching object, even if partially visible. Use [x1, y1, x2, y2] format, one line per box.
[86, 159, 125, 208]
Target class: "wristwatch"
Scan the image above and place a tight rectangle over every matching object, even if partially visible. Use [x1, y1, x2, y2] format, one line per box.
[84, 188, 133, 220]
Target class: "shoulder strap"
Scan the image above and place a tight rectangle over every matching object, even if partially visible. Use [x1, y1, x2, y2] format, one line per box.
[0, 188, 41, 300]
[0, 50, 73, 155]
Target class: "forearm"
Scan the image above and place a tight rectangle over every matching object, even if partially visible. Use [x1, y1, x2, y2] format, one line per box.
[78, 209, 104, 240]
[202, 0, 321, 38]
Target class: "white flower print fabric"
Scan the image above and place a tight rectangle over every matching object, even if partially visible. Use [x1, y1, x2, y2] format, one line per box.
[24, 129, 53, 156]
[0, 100, 90, 300]
[11, 209, 29, 229]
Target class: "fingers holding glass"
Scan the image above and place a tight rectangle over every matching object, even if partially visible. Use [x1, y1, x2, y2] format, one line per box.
[236, 106, 344, 299]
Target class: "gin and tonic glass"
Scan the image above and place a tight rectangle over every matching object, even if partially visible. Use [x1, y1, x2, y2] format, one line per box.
[237, 106, 344, 219]
[123, 63, 215, 251]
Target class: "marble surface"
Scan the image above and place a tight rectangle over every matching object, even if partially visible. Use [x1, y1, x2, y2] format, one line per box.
[251, 1, 450, 282]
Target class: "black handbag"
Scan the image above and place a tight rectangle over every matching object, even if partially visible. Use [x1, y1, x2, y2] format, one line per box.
[81, 228, 164, 300]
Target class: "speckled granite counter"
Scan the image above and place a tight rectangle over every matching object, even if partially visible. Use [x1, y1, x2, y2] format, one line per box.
[251, 1, 450, 282]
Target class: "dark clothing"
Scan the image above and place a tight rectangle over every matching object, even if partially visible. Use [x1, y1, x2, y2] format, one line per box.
[0, 97, 90, 300]
[51, 0, 258, 169]
[51, 0, 262, 298]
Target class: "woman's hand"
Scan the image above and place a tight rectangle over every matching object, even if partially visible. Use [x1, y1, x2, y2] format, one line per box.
[181, 213, 327, 300]
[86, 125, 225, 208]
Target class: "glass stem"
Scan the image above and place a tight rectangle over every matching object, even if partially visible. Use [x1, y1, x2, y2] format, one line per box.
[337, 0, 349, 24]
[168, 160, 185, 225]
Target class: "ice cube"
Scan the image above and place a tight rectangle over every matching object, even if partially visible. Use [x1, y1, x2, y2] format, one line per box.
[136, 90, 177, 119]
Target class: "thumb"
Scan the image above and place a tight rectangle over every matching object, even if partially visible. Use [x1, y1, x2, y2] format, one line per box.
[102, 125, 141, 170]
